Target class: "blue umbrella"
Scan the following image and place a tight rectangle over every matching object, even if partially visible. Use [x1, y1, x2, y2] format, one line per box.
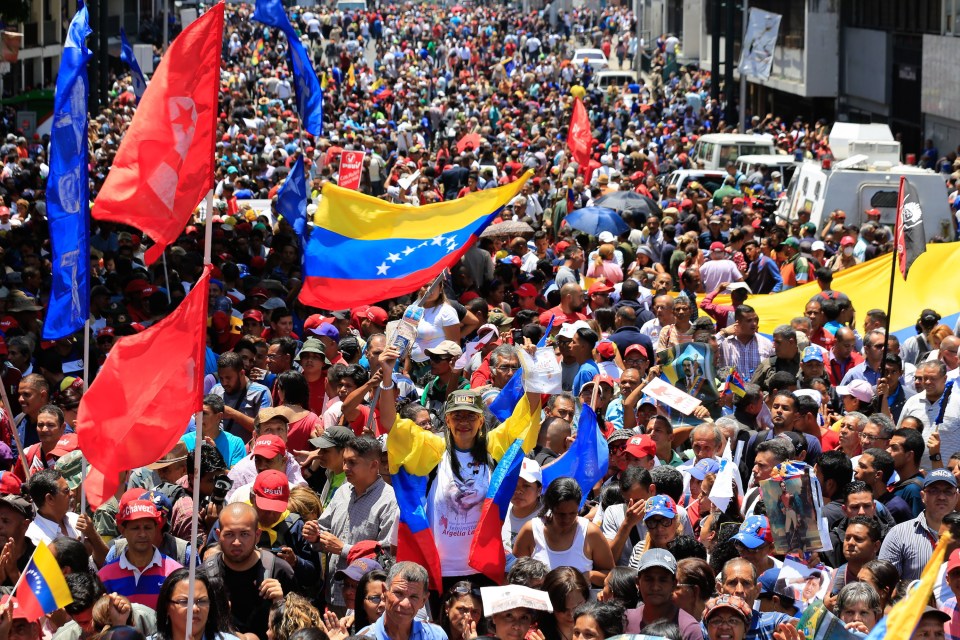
[565, 206, 629, 236]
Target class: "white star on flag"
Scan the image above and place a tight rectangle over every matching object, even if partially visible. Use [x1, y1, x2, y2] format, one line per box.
[387, 253, 401, 263]
[376, 262, 390, 276]
[402, 246, 416, 256]
[431, 234, 447, 246]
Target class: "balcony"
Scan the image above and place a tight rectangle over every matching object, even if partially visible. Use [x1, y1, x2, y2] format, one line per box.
[22, 23, 39, 48]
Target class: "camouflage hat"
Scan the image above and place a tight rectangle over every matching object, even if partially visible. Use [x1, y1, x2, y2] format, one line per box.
[444, 390, 484, 415]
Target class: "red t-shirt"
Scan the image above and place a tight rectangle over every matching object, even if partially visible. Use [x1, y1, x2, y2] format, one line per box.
[539, 306, 588, 327]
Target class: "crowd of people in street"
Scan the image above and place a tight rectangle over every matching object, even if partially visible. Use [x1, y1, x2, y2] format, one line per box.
[2, 1, 960, 640]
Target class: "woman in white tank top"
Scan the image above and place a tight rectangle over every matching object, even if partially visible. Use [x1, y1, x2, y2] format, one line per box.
[513, 478, 615, 586]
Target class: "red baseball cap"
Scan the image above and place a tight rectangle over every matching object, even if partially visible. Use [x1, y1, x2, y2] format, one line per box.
[249, 287, 270, 300]
[359, 305, 388, 326]
[840, 236, 855, 246]
[97, 327, 115, 338]
[252, 434, 286, 459]
[709, 241, 726, 252]
[50, 434, 78, 457]
[347, 540, 383, 564]
[624, 344, 649, 360]
[865, 208, 881, 217]
[0, 472, 22, 496]
[303, 313, 328, 333]
[588, 281, 614, 296]
[680, 198, 694, 209]
[595, 341, 615, 360]
[124, 278, 150, 294]
[515, 283, 538, 298]
[948, 548, 960, 575]
[0, 596, 32, 621]
[555, 240, 571, 254]
[242, 309, 264, 323]
[625, 435, 658, 459]
[252, 469, 290, 511]
[117, 499, 164, 526]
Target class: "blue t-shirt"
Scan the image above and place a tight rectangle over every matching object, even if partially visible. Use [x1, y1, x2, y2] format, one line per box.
[572, 360, 601, 397]
[180, 427, 248, 468]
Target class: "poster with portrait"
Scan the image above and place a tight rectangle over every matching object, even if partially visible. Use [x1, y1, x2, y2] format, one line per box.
[775, 556, 836, 612]
[656, 342, 719, 406]
[759, 462, 824, 554]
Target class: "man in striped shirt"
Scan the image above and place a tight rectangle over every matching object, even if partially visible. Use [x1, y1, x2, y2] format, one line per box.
[879, 468, 959, 582]
[98, 500, 182, 609]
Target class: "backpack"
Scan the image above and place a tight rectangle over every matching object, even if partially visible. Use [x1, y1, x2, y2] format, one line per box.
[205, 547, 277, 582]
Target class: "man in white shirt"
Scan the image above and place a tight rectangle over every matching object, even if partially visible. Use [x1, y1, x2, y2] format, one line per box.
[25, 468, 80, 544]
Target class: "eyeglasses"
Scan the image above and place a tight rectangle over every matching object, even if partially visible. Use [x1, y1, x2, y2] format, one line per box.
[859, 433, 887, 443]
[171, 598, 211, 609]
[645, 516, 675, 529]
[496, 365, 520, 373]
[553, 409, 575, 420]
[707, 617, 744, 628]
[429, 354, 452, 363]
[364, 595, 384, 605]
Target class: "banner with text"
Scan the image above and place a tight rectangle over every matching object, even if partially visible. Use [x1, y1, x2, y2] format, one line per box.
[339, 151, 365, 191]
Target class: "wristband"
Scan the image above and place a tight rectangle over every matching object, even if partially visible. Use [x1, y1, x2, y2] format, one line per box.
[930, 453, 942, 462]
[380, 381, 395, 391]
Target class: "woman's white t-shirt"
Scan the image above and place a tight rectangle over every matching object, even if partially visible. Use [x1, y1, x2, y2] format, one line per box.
[411, 303, 459, 363]
[428, 449, 490, 576]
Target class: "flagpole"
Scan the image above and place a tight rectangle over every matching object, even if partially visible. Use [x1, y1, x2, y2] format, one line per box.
[0, 379, 30, 478]
[161, 253, 173, 304]
[80, 319, 90, 515]
[878, 176, 905, 375]
[185, 188, 214, 640]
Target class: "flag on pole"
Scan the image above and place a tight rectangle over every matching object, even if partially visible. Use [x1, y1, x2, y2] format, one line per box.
[300, 172, 531, 309]
[723, 369, 747, 398]
[252, 0, 323, 135]
[92, 3, 223, 265]
[119, 28, 147, 102]
[277, 156, 307, 240]
[42, 6, 91, 341]
[468, 439, 524, 583]
[540, 404, 609, 508]
[392, 469, 443, 593]
[895, 176, 927, 280]
[567, 97, 592, 168]
[15, 541, 73, 621]
[77, 266, 211, 509]
[488, 316, 553, 421]
[863, 531, 951, 640]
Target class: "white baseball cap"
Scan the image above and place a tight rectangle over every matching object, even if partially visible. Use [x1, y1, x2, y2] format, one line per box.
[519, 458, 542, 484]
[557, 320, 592, 339]
[598, 231, 616, 243]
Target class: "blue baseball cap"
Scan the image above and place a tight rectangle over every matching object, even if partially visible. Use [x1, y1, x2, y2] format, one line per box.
[802, 346, 823, 363]
[644, 495, 677, 521]
[732, 515, 773, 549]
[923, 468, 958, 489]
[689, 459, 720, 481]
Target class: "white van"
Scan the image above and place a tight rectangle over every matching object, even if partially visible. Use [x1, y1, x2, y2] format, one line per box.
[664, 169, 728, 194]
[777, 160, 953, 240]
[593, 70, 638, 90]
[336, 0, 366, 10]
[690, 134, 777, 170]
[735, 154, 802, 188]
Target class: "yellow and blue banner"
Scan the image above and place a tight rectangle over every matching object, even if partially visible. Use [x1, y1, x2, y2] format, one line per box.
[710, 244, 960, 341]
[300, 171, 531, 309]
[43, 5, 91, 340]
[15, 541, 73, 621]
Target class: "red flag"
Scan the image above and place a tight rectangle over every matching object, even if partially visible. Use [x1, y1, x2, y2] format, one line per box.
[77, 265, 211, 509]
[92, 5, 223, 264]
[567, 98, 592, 168]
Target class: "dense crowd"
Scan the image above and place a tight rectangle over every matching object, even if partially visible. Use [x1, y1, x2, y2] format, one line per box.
[2, 2, 960, 640]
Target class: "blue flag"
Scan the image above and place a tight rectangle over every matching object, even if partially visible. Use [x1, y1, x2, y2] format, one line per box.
[119, 28, 146, 102]
[253, 0, 324, 135]
[504, 60, 516, 77]
[488, 316, 554, 421]
[43, 6, 91, 340]
[540, 403, 609, 507]
[278, 156, 307, 241]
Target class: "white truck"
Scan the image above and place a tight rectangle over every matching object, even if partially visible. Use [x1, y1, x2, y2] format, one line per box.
[776, 123, 954, 240]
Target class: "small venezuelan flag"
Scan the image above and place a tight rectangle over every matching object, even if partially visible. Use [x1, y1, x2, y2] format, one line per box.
[724, 370, 747, 398]
[15, 541, 73, 621]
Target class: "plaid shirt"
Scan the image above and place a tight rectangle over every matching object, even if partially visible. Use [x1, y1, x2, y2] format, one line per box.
[718, 333, 774, 380]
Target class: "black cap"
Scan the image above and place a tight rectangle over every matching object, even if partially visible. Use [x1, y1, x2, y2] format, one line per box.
[310, 426, 354, 450]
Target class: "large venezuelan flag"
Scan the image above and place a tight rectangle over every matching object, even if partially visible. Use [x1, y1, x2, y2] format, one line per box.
[468, 438, 525, 583]
[15, 541, 73, 621]
[301, 172, 532, 309]
[709, 243, 960, 340]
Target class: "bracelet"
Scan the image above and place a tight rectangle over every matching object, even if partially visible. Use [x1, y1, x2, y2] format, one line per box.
[379, 381, 395, 391]
[930, 453, 942, 462]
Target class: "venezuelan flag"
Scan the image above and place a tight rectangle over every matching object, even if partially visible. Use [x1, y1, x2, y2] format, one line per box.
[863, 532, 951, 640]
[393, 469, 444, 593]
[301, 172, 531, 309]
[469, 439, 524, 583]
[724, 370, 747, 398]
[15, 541, 73, 621]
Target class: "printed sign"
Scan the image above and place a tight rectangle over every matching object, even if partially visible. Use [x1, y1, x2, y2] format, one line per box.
[338, 150, 365, 190]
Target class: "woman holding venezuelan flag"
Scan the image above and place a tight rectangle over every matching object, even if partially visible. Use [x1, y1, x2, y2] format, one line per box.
[377, 344, 542, 594]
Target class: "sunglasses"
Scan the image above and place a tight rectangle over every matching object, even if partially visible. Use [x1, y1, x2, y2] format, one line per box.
[429, 354, 452, 363]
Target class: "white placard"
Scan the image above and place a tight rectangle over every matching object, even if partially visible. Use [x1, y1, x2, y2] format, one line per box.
[519, 347, 563, 394]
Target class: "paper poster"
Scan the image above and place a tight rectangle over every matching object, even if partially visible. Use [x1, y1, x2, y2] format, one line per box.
[519, 346, 563, 395]
[739, 8, 782, 80]
[643, 377, 702, 415]
[776, 557, 835, 611]
[656, 342, 719, 406]
[760, 462, 824, 554]
[338, 150, 365, 190]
